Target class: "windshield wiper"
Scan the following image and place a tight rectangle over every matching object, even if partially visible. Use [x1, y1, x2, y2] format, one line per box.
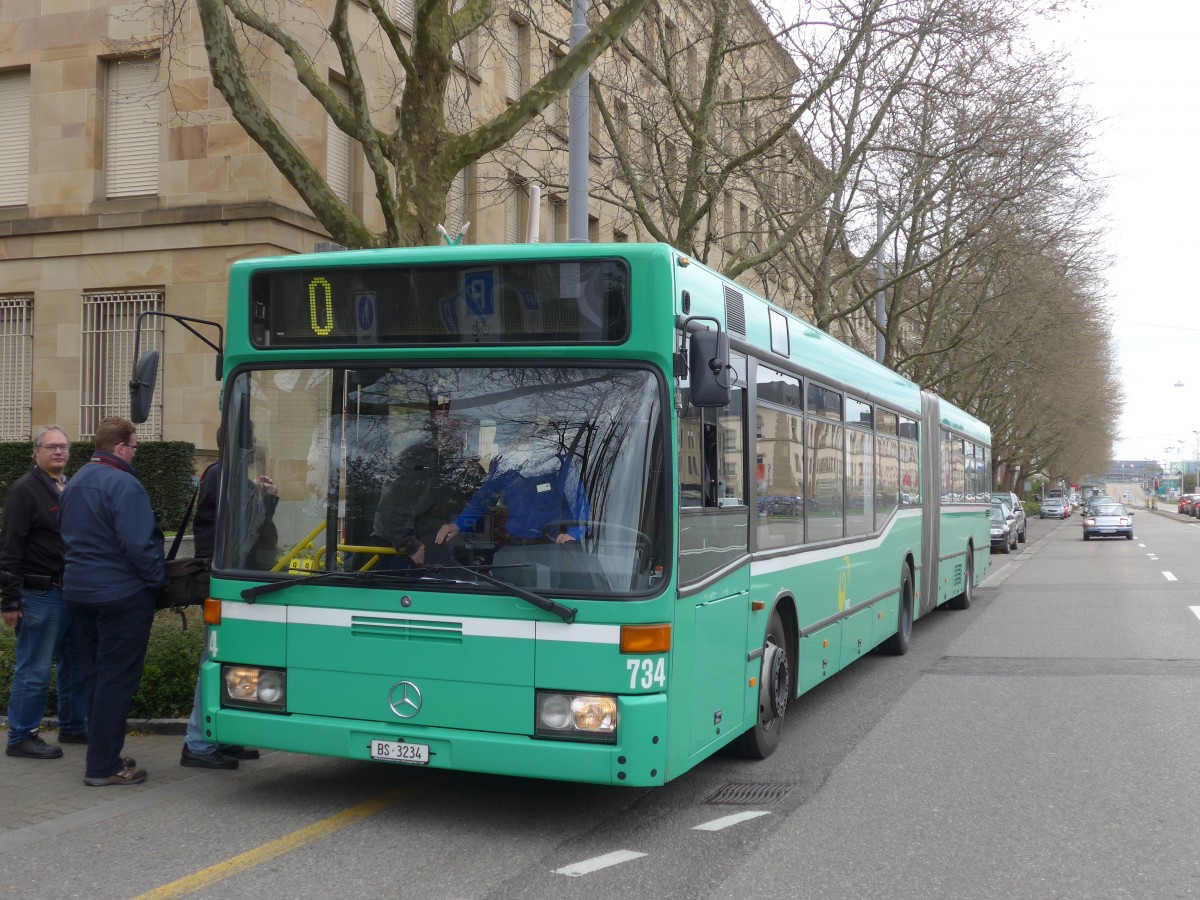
[238, 563, 578, 623]
[239, 568, 434, 602]
[430, 564, 577, 624]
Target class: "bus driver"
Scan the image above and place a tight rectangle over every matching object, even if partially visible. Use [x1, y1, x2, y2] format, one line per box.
[435, 421, 590, 548]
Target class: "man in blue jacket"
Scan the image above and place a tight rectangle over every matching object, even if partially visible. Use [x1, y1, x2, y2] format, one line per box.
[59, 417, 164, 787]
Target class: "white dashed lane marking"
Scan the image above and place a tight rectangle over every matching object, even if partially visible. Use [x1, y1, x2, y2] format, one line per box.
[692, 811, 770, 831]
[1164, 572, 1178, 582]
[555, 850, 647, 877]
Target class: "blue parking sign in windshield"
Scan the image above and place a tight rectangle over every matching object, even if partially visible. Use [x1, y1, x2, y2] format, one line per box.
[463, 269, 496, 316]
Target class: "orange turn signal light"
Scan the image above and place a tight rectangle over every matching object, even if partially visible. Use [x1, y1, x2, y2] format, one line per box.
[203, 598, 221, 626]
[620, 624, 671, 654]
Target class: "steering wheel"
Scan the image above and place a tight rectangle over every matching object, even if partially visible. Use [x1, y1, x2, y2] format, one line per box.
[541, 520, 651, 550]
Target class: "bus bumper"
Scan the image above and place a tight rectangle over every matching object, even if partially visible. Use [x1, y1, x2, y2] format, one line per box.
[209, 692, 669, 786]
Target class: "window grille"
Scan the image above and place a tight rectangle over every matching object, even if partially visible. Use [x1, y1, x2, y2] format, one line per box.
[0, 297, 32, 440]
[80, 291, 164, 440]
[105, 58, 160, 199]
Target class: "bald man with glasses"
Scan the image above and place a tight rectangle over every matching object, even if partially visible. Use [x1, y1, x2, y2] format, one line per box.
[1, 425, 88, 760]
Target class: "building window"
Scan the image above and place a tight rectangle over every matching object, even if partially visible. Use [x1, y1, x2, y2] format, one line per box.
[80, 291, 164, 440]
[451, 0, 474, 69]
[105, 57, 160, 199]
[327, 79, 352, 205]
[552, 196, 567, 242]
[0, 297, 32, 440]
[446, 165, 471, 242]
[546, 43, 568, 133]
[394, 0, 414, 31]
[0, 70, 31, 207]
[507, 17, 529, 102]
[506, 176, 528, 243]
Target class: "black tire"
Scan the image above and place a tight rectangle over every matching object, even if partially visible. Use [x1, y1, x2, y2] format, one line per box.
[1000, 536, 1010, 554]
[731, 608, 792, 759]
[881, 565, 914, 656]
[1018, 525, 1027, 544]
[1126, 532, 1133, 540]
[1083, 532, 1090, 541]
[948, 548, 973, 610]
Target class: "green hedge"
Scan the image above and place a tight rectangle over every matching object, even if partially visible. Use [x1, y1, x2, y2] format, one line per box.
[0, 440, 196, 532]
[0, 609, 205, 721]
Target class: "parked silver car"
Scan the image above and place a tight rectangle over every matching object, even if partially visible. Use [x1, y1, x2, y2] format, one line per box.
[1040, 497, 1067, 519]
[991, 492, 1027, 543]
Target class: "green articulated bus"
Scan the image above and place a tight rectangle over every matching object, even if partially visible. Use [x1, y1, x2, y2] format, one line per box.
[144, 242, 990, 787]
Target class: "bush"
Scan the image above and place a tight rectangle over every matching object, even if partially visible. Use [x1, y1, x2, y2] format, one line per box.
[0, 609, 205, 722]
[0, 439, 196, 531]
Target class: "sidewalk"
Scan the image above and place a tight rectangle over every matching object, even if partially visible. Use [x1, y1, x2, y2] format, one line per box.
[0, 725, 211, 851]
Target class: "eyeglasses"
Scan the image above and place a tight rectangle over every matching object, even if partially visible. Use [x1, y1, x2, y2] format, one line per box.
[120, 441, 138, 453]
[37, 443, 69, 452]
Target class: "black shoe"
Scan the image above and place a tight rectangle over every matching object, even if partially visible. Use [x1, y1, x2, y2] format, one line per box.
[84, 766, 147, 787]
[6, 735, 64, 759]
[217, 745, 260, 760]
[180, 746, 238, 770]
[58, 731, 89, 744]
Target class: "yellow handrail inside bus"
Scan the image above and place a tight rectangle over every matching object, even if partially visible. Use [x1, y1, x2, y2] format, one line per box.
[271, 520, 400, 574]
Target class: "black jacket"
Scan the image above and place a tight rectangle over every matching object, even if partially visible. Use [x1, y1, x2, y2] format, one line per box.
[0, 466, 67, 612]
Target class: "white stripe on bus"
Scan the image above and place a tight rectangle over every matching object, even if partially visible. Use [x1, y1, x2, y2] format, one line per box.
[751, 507, 923, 576]
[220, 603, 620, 644]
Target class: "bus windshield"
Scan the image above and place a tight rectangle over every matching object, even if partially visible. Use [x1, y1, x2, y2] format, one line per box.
[217, 364, 668, 597]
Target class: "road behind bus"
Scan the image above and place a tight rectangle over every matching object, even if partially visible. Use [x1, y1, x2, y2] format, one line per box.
[4, 512, 1200, 898]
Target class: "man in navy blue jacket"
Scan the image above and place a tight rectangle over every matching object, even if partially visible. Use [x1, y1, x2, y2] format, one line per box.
[59, 417, 164, 787]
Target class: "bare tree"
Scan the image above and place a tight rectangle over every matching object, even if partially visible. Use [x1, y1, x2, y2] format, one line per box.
[184, 0, 653, 247]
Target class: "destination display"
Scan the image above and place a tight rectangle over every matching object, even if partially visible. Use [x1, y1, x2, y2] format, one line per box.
[248, 259, 630, 348]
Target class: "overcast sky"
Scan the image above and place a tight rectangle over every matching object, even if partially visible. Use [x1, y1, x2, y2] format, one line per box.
[1034, 1, 1199, 466]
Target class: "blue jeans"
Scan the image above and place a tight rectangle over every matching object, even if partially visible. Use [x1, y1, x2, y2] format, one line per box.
[184, 631, 218, 754]
[6, 585, 88, 744]
[71, 590, 156, 779]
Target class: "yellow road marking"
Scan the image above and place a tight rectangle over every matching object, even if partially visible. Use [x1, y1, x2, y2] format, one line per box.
[134, 780, 427, 899]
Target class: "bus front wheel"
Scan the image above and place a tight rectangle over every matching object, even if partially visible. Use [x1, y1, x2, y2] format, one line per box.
[731, 608, 791, 759]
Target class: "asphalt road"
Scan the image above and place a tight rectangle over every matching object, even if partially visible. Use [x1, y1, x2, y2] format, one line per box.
[4, 507, 1200, 898]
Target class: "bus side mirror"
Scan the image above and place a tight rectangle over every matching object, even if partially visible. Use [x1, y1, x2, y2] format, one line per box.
[688, 329, 731, 407]
[129, 350, 160, 424]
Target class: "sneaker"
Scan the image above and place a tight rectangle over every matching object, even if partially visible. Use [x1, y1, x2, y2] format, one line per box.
[58, 731, 89, 744]
[180, 746, 238, 770]
[217, 745, 260, 760]
[6, 735, 64, 759]
[84, 766, 147, 787]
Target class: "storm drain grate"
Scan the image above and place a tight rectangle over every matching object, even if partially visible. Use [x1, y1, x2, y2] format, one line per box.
[704, 782, 795, 805]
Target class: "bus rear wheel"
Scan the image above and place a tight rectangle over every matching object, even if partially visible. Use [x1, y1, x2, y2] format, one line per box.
[731, 608, 791, 759]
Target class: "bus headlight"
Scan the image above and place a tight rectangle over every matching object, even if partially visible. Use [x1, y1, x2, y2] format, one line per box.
[221, 665, 287, 711]
[535, 691, 618, 743]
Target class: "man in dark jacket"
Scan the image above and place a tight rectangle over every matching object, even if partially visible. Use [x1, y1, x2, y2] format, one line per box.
[1, 425, 88, 759]
[373, 417, 482, 567]
[58, 417, 164, 787]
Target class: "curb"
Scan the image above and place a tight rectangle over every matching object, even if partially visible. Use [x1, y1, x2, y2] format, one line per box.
[1, 715, 188, 736]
